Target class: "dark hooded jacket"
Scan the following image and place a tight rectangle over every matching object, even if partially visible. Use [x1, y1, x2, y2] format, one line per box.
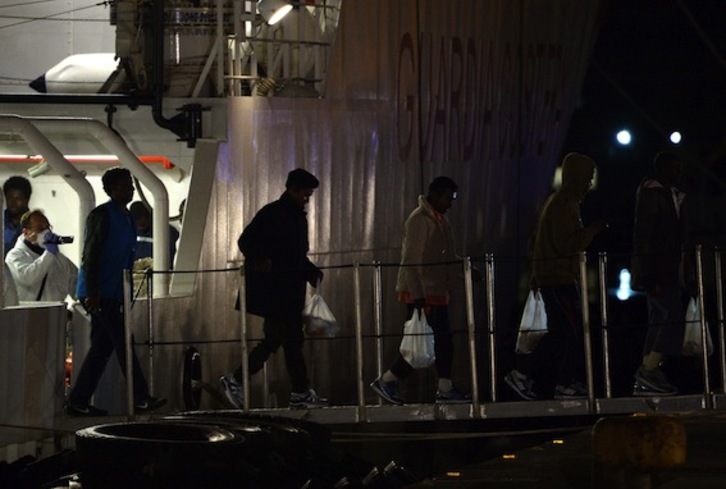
[532, 153, 599, 287]
[238, 192, 319, 318]
[630, 178, 687, 291]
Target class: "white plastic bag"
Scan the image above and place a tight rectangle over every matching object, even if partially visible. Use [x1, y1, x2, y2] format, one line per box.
[302, 293, 339, 338]
[683, 297, 713, 357]
[515, 289, 548, 355]
[399, 309, 436, 369]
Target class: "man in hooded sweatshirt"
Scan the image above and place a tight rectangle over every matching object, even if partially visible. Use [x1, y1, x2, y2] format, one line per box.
[505, 152, 606, 400]
[630, 151, 689, 396]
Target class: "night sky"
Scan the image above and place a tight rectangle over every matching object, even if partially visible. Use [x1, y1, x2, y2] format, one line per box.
[561, 0, 726, 262]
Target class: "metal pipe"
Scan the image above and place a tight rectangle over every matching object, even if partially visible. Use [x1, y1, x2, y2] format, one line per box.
[463, 257, 481, 411]
[579, 252, 595, 411]
[695, 245, 712, 408]
[715, 248, 726, 394]
[238, 265, 250, 412]
[598, 252, 612, 398]
[373, 261, 384, 398]
[0, 115, 95, 264]
[26, 117, 170, 297]
[123, 269, 135, 419]
[353, 262, 366, 420]
[147, 269, 155, 394]
[485, 253, 496, 402]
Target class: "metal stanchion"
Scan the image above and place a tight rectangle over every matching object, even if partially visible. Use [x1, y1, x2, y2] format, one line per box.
[238, 264, 250, 412]
[463, 257, 481, 411]
[715, 248, 726, 394]
[123, 269, 135, 418]
[146, 268, 155, 394]
[373, 261, 384, 403]
[485, 253, 496, 403]
[695, 245, 712, 408]
[598, 252, 612, 399]
[353, 262, 366, 419]
[579, 252, 595, 412]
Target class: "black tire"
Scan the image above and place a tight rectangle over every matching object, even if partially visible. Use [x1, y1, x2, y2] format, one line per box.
[75, 422, 251, 488]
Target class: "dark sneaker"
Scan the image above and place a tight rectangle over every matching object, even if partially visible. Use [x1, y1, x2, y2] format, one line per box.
[220, 374, 245, 409]
[633, 379, 677, 397]
[135, 397, 167, 412]
[633, 366, 677, 395]
[436, 387, 471, 404]
[65, 403, 108, 417]
[554, 381, 588, 399]
[289, 388, 328, 409]
[504, 369, 536, 401]
[370, 378, 404, 405]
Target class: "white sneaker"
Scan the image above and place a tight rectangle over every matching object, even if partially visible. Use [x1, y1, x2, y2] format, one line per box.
[220, 374, 244, 409]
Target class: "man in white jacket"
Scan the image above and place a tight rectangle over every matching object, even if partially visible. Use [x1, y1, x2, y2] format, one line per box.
[5, 209, 77, 303]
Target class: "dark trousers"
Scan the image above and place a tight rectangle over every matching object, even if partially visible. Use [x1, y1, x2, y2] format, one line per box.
[523, 284, 585, 392]
[391, 305, 453, 380]
[68, 299, 150, 406]
[643, 284, 685, 357]
[235, 315, 309, 393]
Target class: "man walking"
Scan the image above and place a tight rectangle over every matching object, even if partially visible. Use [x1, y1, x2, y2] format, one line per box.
[221, 168, 327, 409]
[65, 168, 166, 416]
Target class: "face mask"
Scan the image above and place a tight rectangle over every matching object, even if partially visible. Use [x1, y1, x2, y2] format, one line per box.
[35, 230, 49, 248]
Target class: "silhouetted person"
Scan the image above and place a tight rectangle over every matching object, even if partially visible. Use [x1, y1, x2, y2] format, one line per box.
[3, 176, 32, 256]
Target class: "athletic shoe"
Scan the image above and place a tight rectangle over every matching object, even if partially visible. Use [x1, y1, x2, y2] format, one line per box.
[220, 374, 245, 409]
[370, 378, 404, 405]
[633, 380, 677, 397]
[65, 403, 108, 417]
[289, 388, 329, 409]
[554, 381, 588, 399]
[504, 369, 536, 401]
[135, 397, 167, 412]
[633, 366, 677, 395]
[436, 387, 471, 404]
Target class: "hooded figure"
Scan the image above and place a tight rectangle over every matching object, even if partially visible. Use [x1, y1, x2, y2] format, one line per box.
[532, 152, 602, 287]
[505, 152, 605, 401]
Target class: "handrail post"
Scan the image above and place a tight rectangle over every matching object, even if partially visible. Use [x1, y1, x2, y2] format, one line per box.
[353, 262, 366, 419]
[715, 247, 726, 394]
[123, 268, 135, 419]
[485, 253, 497, 403]
[579, 252, 595, 412]
[463, 257, 481, 412]
[373, 261, 384, 403]
[598, 252, 612, 399]
[238, 264, 250, 412]
[146, 268, 155, 395]
[695, 245, 712, 408]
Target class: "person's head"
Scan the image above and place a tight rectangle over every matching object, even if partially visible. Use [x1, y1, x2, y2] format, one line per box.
[653, 151, 682, 188]
[427, 176, 458, 214]
[20, 209, 51, 246]
[285, 168, 319, 208]
[561, 152, 596, 199]
[102, 168, 134, 206]
[130, 201, 152, 233]
[3, 176, 32, 219]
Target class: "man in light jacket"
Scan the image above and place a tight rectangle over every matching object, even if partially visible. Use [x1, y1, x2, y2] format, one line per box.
[5, 209, 77, 302]
[371, 176, 473, 404]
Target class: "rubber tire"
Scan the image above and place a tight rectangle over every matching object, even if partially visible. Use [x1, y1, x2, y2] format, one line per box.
[75, 422, 250, 488]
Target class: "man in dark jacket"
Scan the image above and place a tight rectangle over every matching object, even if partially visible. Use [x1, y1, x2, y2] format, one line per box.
[221, 168, 326, 409]
[630, 151, 688, 396]
[65, 168, 166, 416]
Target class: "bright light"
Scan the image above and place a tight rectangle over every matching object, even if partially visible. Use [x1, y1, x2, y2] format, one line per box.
[616, 130, 632, 145]
[670, 131, 682, 144]
[617, 268, 634, 301]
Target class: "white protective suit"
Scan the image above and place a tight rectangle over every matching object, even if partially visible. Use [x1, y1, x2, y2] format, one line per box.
[5, 237, 77, 302]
